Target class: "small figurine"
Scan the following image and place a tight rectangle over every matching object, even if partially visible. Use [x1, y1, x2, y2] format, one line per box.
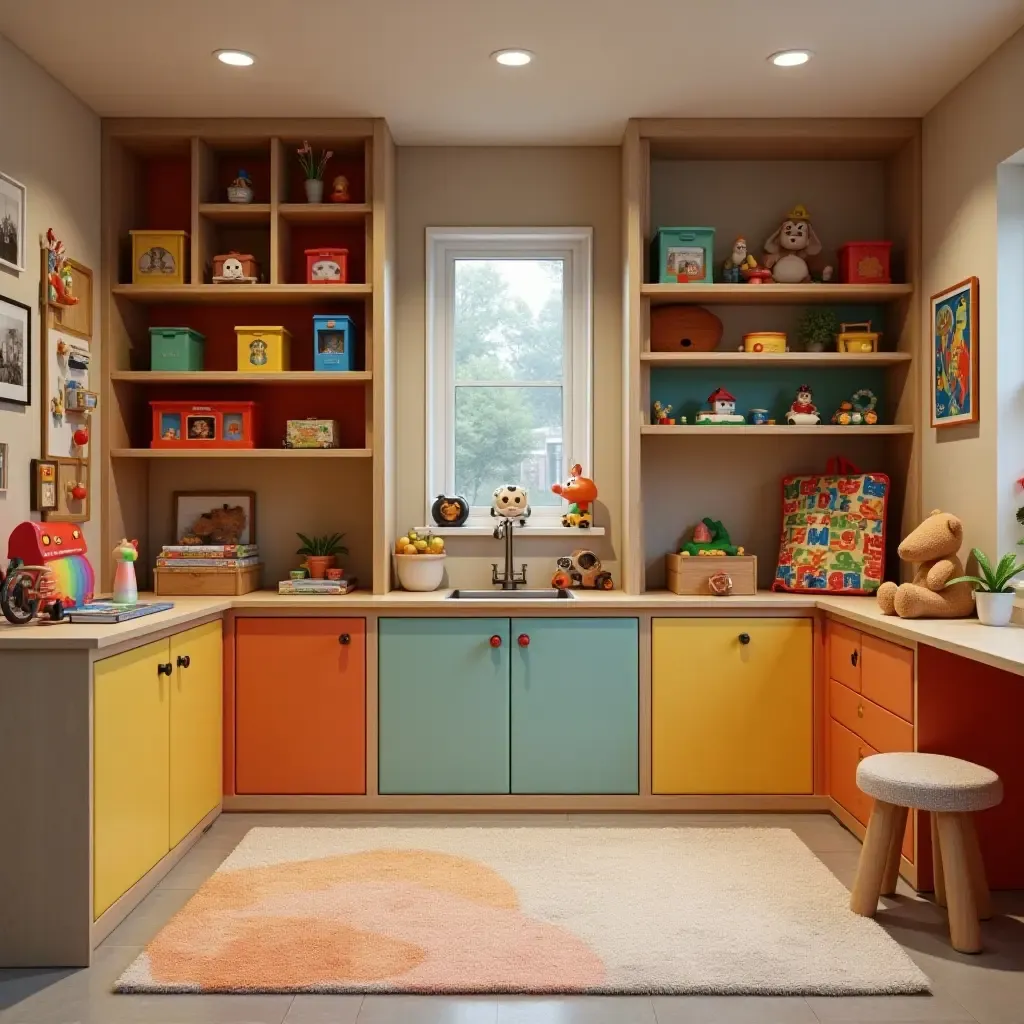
[551, 550, 614, 591]
[747, 408, 769, 425]
[786, 383, 821, 425]
[695, 387, 745, 425]
[111, 538, 139, 606]
[490, 484, 531, 525]
[56, 338, 69, 357]
[721, 237, 758, 283]
[763, 205, 833, 284]
[45, 228, 78, 306]
[227, 170, 254, 204]
[330, 175, 351, 203]
[679, 518, 745, 557]
[652, 400, 675, 424]
[832, 389, 879, 425]
[551, 463, 599, 529]
[50, 391, 64, 420]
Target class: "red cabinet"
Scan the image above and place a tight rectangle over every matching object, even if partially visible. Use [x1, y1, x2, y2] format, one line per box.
[235, 618, 366, 794]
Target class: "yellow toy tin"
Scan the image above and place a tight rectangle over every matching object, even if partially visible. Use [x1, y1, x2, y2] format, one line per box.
[236, 326, 292, 372]
[742, 331, 787, 353]
[836, 321, 880, 353]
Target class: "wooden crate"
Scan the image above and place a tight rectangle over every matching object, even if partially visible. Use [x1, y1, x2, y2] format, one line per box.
[665, 554, 758, 596]
[153, 564, 261, 596]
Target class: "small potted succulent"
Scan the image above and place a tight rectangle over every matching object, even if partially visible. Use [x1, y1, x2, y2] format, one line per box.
[296, 531, 347, 580]
[797, 307, 840, 353]
[946, 548, 1024, 626]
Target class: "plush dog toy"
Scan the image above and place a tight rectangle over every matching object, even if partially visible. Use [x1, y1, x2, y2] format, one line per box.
[876, 510, 975, 619]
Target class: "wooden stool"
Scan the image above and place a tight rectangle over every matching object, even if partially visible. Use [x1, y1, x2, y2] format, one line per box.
[850, 752, 1003, 953]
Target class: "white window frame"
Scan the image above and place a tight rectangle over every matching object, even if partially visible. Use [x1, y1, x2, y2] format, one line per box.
[425, 227, 593, 526]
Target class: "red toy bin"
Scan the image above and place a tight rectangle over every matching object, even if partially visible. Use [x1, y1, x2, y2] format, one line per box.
[151, 401, 258, 449]
[305, 248, 349, 284]
[838, 241, 892, 284]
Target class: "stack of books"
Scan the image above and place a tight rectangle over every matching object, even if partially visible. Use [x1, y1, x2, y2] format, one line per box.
[278, 575, 358, 595]
[154, 544, 263, 596]
[156, 544, 260, 569]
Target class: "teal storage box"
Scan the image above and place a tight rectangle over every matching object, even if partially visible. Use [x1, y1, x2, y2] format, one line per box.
[150, 327, 205, 371]
[651, 227, 715, 284]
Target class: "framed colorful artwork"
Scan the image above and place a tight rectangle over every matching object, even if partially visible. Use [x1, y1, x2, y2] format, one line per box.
[931, 276, 979, 428]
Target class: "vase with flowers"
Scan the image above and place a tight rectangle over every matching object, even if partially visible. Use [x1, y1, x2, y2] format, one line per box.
[297, 141, 333, 203]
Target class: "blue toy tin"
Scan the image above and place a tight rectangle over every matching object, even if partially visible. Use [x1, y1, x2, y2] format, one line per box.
[748, 408, 769, 425]
[650, 227, 715, 284]
[312, 315, 355, 372]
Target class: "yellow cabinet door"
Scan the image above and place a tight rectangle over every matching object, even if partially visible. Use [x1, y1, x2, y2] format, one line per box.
[94, 638, 171, 918]
[169, 621, 223, 847]
[652, 618, 813, 794]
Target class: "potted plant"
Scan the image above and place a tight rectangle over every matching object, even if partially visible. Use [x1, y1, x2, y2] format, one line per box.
[946, 548, 1024, 626]
[296, 141, 333, 204]
[797, 308, 840, 353]
[296, 531, 347, 579]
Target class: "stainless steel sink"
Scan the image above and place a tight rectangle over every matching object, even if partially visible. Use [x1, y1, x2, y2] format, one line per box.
[447, 588, 574, 600]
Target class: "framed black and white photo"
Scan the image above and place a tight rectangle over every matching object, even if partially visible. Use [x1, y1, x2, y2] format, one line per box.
[0, 294, 30, 405]
[0, 172, 26, 274]
[0, 442, 7, 492]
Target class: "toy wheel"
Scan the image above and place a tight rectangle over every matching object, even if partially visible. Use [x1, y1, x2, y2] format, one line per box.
[597, 573, 614, 591]
[1, 570, 39, 625]
[48, 601, 66, 622]
[578, 519, 590, 529]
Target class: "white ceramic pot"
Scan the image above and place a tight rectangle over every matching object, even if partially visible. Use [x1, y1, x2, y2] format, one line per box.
[304, 178, 324, 203]
[227, 185, 253, 204]
[975, 590, 1015, 627]
[394, 553, 445, 592]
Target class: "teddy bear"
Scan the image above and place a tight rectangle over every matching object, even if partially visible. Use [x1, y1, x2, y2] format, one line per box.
[180, 504, 248, 546]
[876, 510, 975, 619]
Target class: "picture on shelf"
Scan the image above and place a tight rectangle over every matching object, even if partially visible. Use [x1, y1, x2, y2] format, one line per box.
[0, 171, 26, 273]
[31, 459, 58, 512]
[931, 276, 978, 428]
[174, 491, 256, 546]
[0, 292, 31, 405]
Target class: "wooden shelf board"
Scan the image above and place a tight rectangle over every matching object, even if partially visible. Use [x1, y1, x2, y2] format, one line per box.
[110, 448, 373, 459]
[111, 283, 372, 305]
[641, 283, 913, 306]
[641, 425, 914, 436]
[111, 371, 372, 385]
[412, 525, 607, 537]
[279, 203, 371, 224]
[640, 351, 913, 368]
[198, 203, 272, 224]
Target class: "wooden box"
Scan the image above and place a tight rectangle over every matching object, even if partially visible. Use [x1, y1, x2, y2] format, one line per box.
[151, 400, 257, 448]
[150, 326, 205, 370]
[838, 241, 892, 284]
[153, 564, 261, 596]
[212, 252, 260, 284]
[130, 230, 188, 285]
[305, 248, 348, 284]
[650, 305, 722, 353]
[236, 325, 291, 372]
[665, 554, 758, 596]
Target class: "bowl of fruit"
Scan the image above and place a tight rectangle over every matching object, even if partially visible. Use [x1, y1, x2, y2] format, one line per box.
[394, 528, 446, 591]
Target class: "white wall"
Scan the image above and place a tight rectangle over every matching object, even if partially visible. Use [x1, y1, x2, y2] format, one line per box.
[0, 35, 101, 551]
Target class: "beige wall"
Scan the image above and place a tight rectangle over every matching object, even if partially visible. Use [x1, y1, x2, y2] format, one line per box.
[395, 147, 622, 589]
[0, 36, 100, 551]
[922, 26, 1024, 559]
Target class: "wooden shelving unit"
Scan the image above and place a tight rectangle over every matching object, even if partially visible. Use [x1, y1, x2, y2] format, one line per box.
[621, 118, 922, 593]
[101, 119, 396, 592]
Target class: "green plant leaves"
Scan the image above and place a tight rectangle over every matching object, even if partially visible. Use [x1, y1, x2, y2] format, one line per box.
[295, 531, 348, 556]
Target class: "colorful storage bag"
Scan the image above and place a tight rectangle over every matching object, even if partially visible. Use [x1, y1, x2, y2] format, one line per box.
[772, 458, 889, 594]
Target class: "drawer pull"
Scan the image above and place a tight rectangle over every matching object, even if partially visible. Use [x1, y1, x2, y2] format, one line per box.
[857, 703, 864, 718]
[489, 635, 502, 648]
[738, 632, 751, 645]
[339, 633, 351, 646]
[518, 634, 530, 648]
[857, 747, 867, 761]
[157, 662, 173, 677]
[176, 655, 190, 669]
[851, 650, 859, 667]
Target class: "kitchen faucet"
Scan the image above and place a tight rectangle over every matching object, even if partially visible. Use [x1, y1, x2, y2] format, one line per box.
[491, 517, 528, 590]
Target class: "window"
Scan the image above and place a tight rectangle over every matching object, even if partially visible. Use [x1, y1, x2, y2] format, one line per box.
[426, 228, 592, 524]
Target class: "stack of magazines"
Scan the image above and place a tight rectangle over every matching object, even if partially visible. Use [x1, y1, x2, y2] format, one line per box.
[278, 575, 358, 595]
[156, 544, 261, 571]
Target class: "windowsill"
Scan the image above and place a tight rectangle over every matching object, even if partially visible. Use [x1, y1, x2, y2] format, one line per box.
[413, 524, 606, 537]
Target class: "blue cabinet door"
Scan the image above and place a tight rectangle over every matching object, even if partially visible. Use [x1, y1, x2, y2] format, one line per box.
[510, 618, 639, 794]
[378, 618, 510, 794]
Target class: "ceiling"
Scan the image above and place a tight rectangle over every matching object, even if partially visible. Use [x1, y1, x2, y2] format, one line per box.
[2, 0, 1023, 144]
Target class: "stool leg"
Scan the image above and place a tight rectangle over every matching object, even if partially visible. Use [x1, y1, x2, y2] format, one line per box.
[962, 815, 992, 921]
[882, 806, 909, 895]
[931, 812, 946, 908]
[851, 800, 900, 916]
[936, 812, 982, 953]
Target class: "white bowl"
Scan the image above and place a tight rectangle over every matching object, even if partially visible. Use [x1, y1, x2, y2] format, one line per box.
[394, 553, 446, 592]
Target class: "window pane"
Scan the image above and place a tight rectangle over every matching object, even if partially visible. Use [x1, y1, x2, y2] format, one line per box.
[453, 259, 564, 383]
[455, 385, 563, 508]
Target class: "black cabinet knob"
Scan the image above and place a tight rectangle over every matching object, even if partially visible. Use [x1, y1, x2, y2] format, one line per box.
[176, 655, 190, 669]
[157, 662, 173, 676]
[738, 633, 751, 645]
[851, 650, 859, 667]
[339, 633, 351, 645]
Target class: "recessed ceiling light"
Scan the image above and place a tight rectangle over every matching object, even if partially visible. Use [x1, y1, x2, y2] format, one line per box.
[769, 49, 812, 67]
[491, 49, 534, 67]
[214, 49, 255, 67]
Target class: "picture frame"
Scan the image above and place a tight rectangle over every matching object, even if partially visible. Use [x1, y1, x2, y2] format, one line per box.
[931, 276, 979, 428]
[30, 459, 59, 512]
[0, 442, 7, 492]
[0, 171, 26, 274]
[173, 490, 257, 546]
[42, 457, 90, 523]
[0, 293, 31, 405]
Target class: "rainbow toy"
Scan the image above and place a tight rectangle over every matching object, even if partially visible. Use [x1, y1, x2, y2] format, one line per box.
[7, 521, 95, 608]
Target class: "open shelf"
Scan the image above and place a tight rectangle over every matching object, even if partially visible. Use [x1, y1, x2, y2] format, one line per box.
[640, 351, 912, 368]
[412, 525, 607, 537]
[279, 203, 371, 224]
[641, 283, 914, 306]
[111, 371, 372, 385]
[641, 424, 914, 436]
[110, 448, 373, 459]
[198, 203, 272, 224]
[112, 283, 372, 304]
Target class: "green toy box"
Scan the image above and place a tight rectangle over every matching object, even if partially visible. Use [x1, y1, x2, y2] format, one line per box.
[150, 326, 205, 371]
[651, 227, 715, 284]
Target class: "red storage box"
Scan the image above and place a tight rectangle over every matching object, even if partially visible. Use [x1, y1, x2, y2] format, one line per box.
[151, 401, 258, 449]
[838, 242, 892, 284]
[305, 248, 349, 284]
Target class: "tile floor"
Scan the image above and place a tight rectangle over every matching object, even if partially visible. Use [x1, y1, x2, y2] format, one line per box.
[1, 813, 1023, 1024]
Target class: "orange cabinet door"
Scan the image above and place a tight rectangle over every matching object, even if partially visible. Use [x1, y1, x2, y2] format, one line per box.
[828, 622, 861, 691]
[860, 634, 914, 723]
[829, 718, 876, 827]
[235, 618, 366, 794]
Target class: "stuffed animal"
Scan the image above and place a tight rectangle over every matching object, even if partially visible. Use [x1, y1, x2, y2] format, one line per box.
[876, 510, 975, 619]
[763, 204, 833, 284]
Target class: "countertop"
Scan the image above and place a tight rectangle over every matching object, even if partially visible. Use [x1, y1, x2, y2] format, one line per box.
[1, 589, 1023, 675]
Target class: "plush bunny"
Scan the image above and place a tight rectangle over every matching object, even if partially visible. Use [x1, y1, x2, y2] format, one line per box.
[763, 204, 832, 284]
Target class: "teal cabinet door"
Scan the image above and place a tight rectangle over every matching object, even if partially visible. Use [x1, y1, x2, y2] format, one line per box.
[510, 618, 639, 794]
[378, 618, 510, 794]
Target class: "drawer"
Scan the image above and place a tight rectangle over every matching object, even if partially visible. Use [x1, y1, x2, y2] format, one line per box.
[829, 679, 913, 755]
[829, 622, 861, 691]
[829, 718, 875, 826]
[861, 633, 914, 722]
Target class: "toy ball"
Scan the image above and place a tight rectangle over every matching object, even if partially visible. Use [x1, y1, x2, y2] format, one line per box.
[491, 484, 530, 518]
[70, 483, 87, 500]
[73, 427, 89, 447]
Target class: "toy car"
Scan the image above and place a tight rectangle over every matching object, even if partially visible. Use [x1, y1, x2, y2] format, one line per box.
[551, 549, 614, 591]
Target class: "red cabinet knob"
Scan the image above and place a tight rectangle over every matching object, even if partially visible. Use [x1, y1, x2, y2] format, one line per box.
[489, 635, 502, 648]
[518, 634, 530, 648]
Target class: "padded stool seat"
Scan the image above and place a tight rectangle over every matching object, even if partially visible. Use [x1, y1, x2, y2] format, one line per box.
[857, 752, 1003, 813]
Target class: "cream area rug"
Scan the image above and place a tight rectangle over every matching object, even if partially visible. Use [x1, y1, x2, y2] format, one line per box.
[116, 827, 929, 995]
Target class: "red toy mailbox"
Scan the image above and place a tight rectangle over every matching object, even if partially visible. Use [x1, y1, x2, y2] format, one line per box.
[305, 248, 348, 284]
[150, 401, 258, 449]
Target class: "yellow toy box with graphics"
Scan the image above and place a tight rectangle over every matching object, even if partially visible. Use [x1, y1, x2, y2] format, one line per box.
[285, 419, 339, 449]
[551, 550, 614, 591]
[236, 326, 292, 372]
[130, 230, 188, 286]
